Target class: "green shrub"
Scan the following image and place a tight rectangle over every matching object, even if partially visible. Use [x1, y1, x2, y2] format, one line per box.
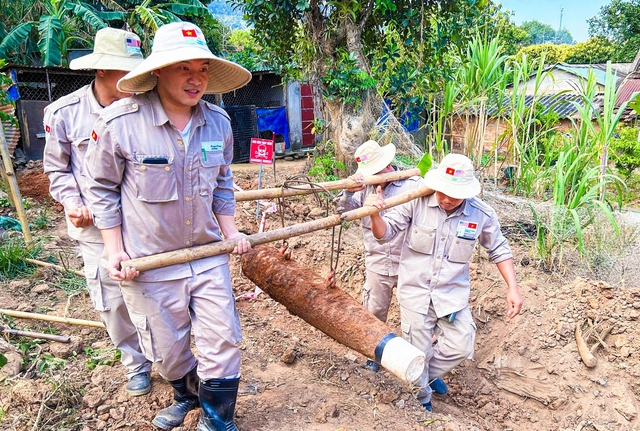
[308, 141, 346, 182]
[610, 126, 640, 180]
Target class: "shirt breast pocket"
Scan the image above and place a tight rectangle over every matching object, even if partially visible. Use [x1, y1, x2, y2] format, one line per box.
[72, 137, 90, 152]
[448, 238, 476, 263]
[200, 150, 225, 168]
[133, 155, 178, 203]
[408, 224, 436, 255]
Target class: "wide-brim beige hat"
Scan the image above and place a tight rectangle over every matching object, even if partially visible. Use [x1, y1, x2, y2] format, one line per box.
[70, 27, 144, 71]
[423, 153, 480, 199]
[354, 140, 396, 176]
[117, 21, 251, 94]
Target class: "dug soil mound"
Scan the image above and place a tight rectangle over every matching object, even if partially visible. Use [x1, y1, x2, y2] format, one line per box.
[0, 159, 639, 431]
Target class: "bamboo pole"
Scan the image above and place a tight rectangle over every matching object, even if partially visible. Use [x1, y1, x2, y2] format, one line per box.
[123, 185, 435, 272]
[234, 168, 421, 202]
[0, 126, 31, 242]
[25, 258, 85, 277]
[0, 309, 106, 329]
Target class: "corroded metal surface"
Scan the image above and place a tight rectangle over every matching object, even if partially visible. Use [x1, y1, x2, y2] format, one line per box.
[241, 245, 392, 359]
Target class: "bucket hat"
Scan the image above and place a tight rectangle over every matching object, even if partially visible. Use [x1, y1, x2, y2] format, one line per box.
[423, 153, 480, 199]
[117, 21, 251, 94]
[69, 28, 144, 71]
[354, 140, 396, 176]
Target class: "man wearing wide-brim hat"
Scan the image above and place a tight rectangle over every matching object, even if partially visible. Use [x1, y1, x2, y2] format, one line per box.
[364, 153, 523, 413]
[83, 21, 252, 431]
[335, 144, 420, 338]
[43, 27, 152, 397]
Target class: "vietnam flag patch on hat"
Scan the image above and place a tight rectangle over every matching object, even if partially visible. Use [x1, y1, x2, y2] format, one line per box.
[182, 29, 197, 37]
[445, 167, 465, 180]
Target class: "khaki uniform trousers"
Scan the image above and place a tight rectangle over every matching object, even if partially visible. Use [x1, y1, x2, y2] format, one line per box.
[119, 264, 242, 381]
[401, 303, 476, 403]
[362, 270, 397, 322]
[79, 241, 151, 379]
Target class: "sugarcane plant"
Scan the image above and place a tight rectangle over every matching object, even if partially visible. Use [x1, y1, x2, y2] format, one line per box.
[528, 64, 626, 269]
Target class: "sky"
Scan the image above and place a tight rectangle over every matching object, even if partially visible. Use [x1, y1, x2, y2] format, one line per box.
[498, 0, 611, 43]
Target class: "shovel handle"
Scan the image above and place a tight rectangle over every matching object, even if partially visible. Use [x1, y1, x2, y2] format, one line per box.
[3, 327, 71, 343]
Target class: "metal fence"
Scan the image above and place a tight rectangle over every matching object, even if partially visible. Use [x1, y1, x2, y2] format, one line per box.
[3, 65, 285, 162]
[11, 66, 95, 101]
[9, 66, 284, 107]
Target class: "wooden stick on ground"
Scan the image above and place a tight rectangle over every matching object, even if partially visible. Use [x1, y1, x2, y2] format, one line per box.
[234, 168, 421, 202]
[123, 185, 434, 272]
[0, 308, 105, 329]
[575, 323, 597, 368]
[25, 258, 85, 277]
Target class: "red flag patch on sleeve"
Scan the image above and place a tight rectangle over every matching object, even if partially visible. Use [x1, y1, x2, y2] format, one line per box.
[45, 125, 51, 133]
[91, 130, 98, 142]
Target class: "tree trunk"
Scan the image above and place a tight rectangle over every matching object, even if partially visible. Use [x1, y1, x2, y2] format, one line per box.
[321, 17, 380, 173]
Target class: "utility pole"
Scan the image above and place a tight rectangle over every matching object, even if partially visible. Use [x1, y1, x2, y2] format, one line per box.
[557, 6, 564, 43]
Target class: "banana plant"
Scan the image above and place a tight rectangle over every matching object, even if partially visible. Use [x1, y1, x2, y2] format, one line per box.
[0, 0, 212, 66]
[0, 0, 108, 66]
[115, 0, 212, 52]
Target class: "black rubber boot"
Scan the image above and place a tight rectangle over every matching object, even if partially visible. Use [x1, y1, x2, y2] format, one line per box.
[197, 377, 240, 431]
[152, 366, 200, 430]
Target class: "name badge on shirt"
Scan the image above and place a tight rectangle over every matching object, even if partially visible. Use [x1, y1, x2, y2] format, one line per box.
[457, 220, 477, 240]
[202, 141, 223, 152]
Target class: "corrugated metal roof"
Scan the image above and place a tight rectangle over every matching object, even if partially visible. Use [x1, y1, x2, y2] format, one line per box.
[615, 75, 640, 107]
[482, 93, 592, 119]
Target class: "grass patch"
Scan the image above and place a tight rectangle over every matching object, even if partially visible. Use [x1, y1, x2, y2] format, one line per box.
[49, 272, 86, 295]
[85, 346, 121, 370]
[0, 237, 42, 279]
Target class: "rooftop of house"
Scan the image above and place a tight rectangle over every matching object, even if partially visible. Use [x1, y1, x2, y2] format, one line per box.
[543, 63, 628, 87]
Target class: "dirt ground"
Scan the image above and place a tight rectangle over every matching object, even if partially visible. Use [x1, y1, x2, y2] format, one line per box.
[1, 158, 640, 431]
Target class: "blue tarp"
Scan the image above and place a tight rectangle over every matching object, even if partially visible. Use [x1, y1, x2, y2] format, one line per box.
[378, 100, 420, 132]
[7, 70, 19, 101]
[256, 106, 290, 149]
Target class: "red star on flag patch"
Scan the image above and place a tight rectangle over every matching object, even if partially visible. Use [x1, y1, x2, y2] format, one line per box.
[182, 29, 197, 37]
[445, 167, 455, 175]
[91, 130, 98, 141]
[468, 222, 477, 229]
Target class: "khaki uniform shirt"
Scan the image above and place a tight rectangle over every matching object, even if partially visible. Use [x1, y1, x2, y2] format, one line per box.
[43, 83, 103, 243]
[380, 194, 513, 317]
[335, 175, 422, 276]
[83, 90, 235, 282]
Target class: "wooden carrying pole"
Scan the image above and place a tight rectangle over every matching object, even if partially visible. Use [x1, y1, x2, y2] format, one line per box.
[241, 245, 425, 383]
[0, 309, 106, 329]
[123, 185, 434, 272]
[234, 167, 421, 202]
[0, 128, 31, 242]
